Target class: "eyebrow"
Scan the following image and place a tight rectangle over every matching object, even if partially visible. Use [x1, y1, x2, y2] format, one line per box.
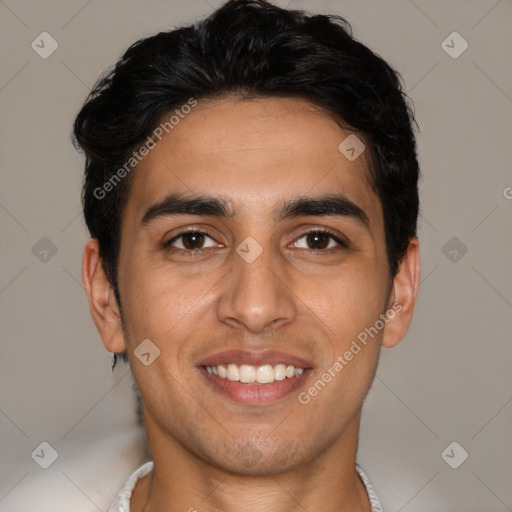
[141, 193, 233, 225]
[141, 192, 370, 230]
[278, 194, 369, 228]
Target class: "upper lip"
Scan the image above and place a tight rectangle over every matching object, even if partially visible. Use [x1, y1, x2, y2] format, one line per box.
[197, 349, 313, 368]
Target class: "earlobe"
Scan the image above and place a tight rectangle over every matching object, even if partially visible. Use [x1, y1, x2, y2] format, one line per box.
[382, 237, 420, 348]
[82, 239, 126, 354]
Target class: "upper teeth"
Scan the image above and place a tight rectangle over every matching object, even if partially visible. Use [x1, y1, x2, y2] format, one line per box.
[204, 364, 304, 383]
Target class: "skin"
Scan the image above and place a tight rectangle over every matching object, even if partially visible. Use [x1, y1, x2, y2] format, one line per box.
[82, 97, 420, 512]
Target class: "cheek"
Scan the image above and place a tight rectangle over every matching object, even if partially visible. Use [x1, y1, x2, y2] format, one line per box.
[297, 271, 383, 412]
[119, 258, 208, 347]
[119, 257, 233, 387]
[296, 267, 385, 346]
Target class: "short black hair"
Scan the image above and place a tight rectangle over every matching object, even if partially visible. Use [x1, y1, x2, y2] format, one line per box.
[74, 0, 419, 302]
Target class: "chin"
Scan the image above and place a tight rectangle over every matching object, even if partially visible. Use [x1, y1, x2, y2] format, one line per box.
[201, 439, 317, 477]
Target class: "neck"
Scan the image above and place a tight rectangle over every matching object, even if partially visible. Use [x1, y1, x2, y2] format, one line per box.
[131, 410, 372, 512]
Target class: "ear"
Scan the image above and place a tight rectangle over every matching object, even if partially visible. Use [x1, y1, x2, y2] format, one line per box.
[82, 239, 127, 353]
[382, 237, 420, 348]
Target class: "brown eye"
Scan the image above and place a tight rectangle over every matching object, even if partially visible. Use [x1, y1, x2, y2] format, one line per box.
[305, 232, 330, 250]
[164, 231, 218, 252]
[291, 230, 345, 251]
[181, 232, 206, 250]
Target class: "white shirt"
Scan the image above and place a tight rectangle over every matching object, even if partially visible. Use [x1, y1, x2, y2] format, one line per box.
[107, 461, 383, 512]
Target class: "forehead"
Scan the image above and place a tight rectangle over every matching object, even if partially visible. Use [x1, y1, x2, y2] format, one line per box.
[125, 97, 380, 225]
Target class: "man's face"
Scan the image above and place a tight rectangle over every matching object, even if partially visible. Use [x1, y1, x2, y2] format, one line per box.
[116, 97, 392, 474]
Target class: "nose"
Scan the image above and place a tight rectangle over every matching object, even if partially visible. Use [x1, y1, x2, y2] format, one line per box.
[216, 244, 297, 333]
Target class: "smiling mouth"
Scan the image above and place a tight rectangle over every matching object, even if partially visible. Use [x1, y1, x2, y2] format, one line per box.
[198, 364, 313, 404]
[196, 349, 314, 404]
[202, 363, 305, 384]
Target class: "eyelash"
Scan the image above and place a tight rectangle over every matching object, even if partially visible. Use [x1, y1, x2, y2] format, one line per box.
[162, 228, 349, 254]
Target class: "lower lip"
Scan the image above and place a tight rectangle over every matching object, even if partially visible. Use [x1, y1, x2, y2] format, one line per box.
[199, 367, 312, 405]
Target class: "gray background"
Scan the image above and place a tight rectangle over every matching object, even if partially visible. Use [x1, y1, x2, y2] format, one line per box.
[1, 0, 511, 510]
